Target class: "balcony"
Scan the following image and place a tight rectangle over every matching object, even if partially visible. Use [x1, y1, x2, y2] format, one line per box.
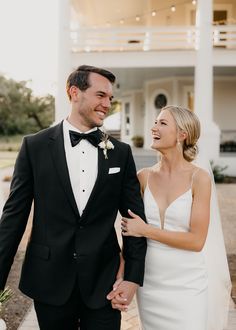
[71, 24, 236, 53]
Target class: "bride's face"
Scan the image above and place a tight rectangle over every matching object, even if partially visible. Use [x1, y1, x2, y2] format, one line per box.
[151, 110, 178, 151]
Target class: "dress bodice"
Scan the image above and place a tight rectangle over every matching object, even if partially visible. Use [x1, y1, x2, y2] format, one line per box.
[144, 184, 193, 233]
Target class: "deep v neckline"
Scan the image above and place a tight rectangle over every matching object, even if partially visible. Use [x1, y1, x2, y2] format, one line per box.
[145, 184, 192, 229]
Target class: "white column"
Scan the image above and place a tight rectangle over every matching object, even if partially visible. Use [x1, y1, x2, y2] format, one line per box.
[194, 0, 220, 160]
[143, 83, 153, 149]
[55, 0, 71, 123]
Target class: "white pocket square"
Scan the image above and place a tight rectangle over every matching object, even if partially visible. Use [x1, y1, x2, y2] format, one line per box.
[108, 167, 120, 174]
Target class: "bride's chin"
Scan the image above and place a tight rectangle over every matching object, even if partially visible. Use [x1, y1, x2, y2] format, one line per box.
[151, 143, 159, 151]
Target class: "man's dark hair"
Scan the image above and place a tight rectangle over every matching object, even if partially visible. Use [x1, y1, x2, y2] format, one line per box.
[66, 65, 116, 100]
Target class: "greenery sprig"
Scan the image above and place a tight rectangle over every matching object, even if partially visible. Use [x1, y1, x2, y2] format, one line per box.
[0, 287, 13, 312]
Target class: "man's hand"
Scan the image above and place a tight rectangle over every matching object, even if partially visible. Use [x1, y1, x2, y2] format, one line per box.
[107, 280, 139, 311]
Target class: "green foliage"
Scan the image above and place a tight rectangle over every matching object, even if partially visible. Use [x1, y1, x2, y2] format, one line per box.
[210, 160, 228, 183]
[132, 135, 144, 148]
[0, 287, 13, 314]
[0, 75, 55, 135]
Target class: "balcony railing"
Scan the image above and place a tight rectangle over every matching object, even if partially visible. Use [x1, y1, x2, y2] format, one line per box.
[70, 25, 236, 52]
[213, 25, 236, 48]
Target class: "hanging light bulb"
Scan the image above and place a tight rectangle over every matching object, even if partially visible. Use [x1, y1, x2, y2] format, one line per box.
[136, 15, 140, 21]
[171, 5, 176, 12]
[192, 0, 197, 5]
[151, 10, 157, 17]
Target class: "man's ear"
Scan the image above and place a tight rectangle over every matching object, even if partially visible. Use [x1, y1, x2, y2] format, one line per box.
[69, 86, 79, 101]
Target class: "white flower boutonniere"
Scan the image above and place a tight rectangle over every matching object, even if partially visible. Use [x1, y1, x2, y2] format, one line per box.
[98, 134, 114, 159]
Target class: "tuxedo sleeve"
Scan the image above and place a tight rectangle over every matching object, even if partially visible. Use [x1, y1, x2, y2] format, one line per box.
[0, 137, 33, 289]
[119, 145, 147, 286]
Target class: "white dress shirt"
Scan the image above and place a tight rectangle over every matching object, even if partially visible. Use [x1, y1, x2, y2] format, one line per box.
[63, 119, 98, 216]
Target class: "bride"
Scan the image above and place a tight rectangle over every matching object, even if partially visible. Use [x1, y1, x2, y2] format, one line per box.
[121, 105, 231, 330]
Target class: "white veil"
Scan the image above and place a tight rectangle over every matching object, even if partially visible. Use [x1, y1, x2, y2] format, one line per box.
[194, 154, 232, 330]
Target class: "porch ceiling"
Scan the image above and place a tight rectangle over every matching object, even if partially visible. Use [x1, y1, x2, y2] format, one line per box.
[70, 0, 194, 27]
[109, 67, 193, 93]
[107, 66, 236, 95]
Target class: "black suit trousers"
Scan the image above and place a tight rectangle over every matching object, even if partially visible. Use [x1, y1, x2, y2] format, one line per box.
[34, 278, 121, 330]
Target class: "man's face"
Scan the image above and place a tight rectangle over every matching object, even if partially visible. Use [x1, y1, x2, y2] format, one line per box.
[73, 72, 113, 130]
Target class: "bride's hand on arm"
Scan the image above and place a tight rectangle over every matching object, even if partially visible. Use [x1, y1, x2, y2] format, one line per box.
[121, 209, 148, 237]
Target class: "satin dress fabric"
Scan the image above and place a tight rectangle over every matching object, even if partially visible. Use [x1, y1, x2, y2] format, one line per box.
[136, 183, 208, 330]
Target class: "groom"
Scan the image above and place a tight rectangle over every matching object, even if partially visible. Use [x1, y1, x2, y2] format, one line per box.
[0, 65, 147, 329]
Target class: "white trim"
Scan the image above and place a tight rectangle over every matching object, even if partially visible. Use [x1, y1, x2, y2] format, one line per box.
[122, 88, 143, 96]
[142, 74, 236, 85]
[214, 76, 236, 82]
[121, 95, 134, 144]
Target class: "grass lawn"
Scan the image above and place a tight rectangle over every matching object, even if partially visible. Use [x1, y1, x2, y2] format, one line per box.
[0, 158, 16, 169]
[0, 135, 23, 152]
[0, 135, 21, 169]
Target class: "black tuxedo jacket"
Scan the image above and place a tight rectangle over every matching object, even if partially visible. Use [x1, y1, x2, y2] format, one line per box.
[0, 122, 146, 308]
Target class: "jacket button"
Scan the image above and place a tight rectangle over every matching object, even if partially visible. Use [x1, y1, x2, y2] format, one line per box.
[73, 252, 77, 259]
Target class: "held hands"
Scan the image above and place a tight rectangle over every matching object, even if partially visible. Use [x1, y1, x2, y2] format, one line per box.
[107, 210, 146, 311]
[107, 280, 139, 312]
[121, 209, 147, 237]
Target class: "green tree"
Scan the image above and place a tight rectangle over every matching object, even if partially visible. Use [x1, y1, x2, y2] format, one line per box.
[0, 75, 54, 135]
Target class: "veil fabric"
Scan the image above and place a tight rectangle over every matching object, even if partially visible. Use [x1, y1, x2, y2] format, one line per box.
[194, 155, 232, 330]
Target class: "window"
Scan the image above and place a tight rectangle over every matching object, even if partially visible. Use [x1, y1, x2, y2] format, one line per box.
[154, 94, 167, 110]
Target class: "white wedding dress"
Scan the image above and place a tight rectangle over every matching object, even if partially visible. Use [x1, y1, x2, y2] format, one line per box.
[136, 178, 208, 330]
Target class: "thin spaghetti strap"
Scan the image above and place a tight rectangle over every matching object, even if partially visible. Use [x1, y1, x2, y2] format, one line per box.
[142, 168, 151, 191]
[190, 168, 200, 188]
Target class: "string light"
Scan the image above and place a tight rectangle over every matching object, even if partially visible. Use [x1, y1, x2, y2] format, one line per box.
[83, 1, 196, 28]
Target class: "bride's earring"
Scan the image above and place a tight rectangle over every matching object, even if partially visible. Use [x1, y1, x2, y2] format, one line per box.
[177, 140, 181, 147]
[177, 140, 182, 152]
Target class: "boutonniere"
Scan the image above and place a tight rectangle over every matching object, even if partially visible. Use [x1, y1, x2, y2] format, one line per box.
[98, 133, 114, 159]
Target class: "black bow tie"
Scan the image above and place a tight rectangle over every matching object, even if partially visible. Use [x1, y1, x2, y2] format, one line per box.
[69, 130, 101, 148]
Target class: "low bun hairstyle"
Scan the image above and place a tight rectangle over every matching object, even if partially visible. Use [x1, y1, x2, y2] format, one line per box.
[161, 105, 201, 162]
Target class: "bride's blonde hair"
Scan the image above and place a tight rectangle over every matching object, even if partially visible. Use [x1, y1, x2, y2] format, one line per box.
[161, 105, 201, 162]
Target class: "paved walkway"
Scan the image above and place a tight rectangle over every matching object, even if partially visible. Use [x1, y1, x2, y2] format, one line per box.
[16, 298, 236, 330]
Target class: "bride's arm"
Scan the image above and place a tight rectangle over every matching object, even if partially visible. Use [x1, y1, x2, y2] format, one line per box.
[122, 169, 211, 252]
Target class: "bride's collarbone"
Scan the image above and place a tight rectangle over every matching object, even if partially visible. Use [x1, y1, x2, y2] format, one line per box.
[148, 173, 194, 209]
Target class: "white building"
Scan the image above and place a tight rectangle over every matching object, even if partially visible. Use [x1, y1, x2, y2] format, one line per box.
[56, 0, 236, 175]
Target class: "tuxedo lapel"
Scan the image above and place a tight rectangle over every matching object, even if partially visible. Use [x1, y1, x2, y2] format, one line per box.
[48, 123, 80, 219]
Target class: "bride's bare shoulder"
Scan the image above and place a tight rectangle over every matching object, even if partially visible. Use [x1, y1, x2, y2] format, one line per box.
[192, 166, 212, 189]
[137, 164, 160, 189]
[137, 167, 149, 183]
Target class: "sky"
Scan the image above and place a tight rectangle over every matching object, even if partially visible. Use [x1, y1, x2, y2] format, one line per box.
[0, 0, 59, 96]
